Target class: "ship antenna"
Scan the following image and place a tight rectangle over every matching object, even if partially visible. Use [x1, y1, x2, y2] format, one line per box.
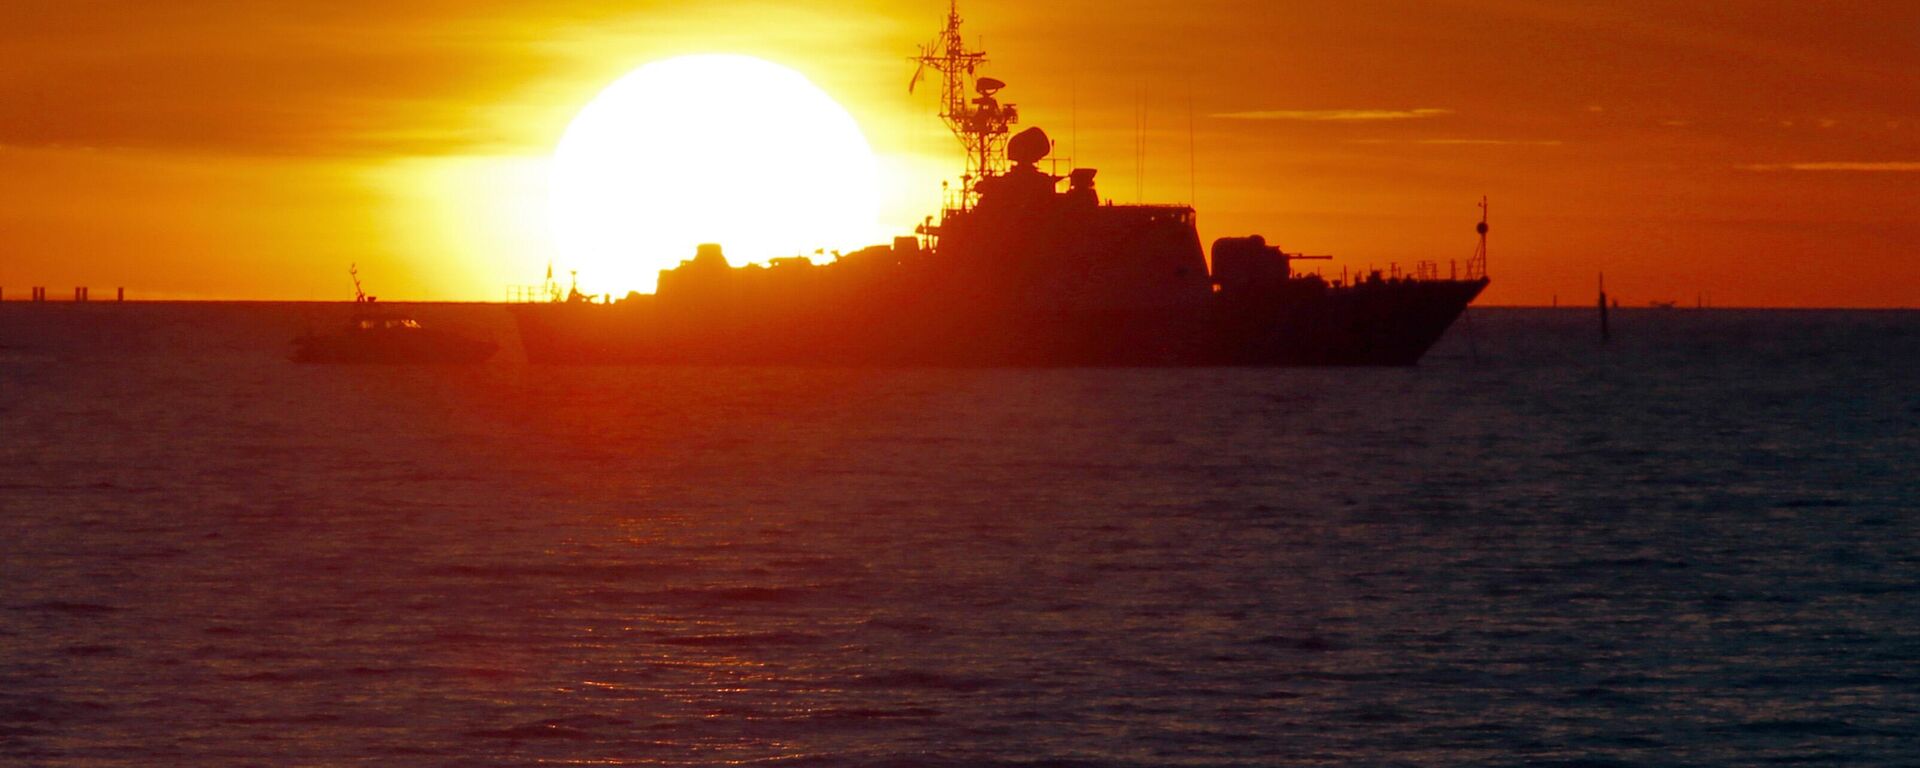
[349, 263, 367, 304]
[1452, 198, 1489, 364]
[1467, 196, 1489, 280]
[1186, 75, 1197, 206]
[911, 1, 1015, 210]
[542, 260, 562, 303]
[1132, 88, 1142, 201]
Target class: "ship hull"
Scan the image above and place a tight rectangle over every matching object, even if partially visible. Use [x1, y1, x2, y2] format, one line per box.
[510, 278, 1486, 367]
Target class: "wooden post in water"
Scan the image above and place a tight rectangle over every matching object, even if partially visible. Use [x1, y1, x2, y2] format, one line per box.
[1598, 273, 1611, 343]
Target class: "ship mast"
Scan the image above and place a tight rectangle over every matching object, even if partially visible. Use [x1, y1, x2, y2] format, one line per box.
[1467, 196, 1489, 280]
[910, 1, 1017, 209]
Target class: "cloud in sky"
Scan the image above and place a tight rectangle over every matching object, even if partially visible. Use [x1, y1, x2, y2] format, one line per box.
[1740, 161, 1920, 172]
[0, 0, 898, 158]
[1415, 138, 1562, 146]
[1212, 108, 1451, 121]
[1346, 138, 1562, 146]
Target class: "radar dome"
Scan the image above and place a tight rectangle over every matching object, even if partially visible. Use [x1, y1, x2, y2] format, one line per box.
[1008, 127, 1050, 165]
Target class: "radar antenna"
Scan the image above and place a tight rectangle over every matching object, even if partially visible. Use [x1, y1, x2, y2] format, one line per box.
[911, 1, 1017, 209]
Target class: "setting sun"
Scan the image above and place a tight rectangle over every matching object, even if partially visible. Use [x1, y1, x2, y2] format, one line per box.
[548, 54, 881, 295]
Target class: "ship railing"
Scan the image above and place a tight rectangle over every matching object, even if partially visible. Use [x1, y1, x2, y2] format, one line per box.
[505, 285, 561, 303]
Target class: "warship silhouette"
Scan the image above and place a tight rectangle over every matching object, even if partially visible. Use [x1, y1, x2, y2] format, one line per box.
[512, 5, 1488, 366]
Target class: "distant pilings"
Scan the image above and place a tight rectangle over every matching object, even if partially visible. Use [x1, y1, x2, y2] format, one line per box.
[3, 286, 124, 302]
[1597, 273, 1611, 344]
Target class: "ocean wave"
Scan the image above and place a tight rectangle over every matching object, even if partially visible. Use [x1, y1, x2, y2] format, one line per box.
[655, 631, 822, 647]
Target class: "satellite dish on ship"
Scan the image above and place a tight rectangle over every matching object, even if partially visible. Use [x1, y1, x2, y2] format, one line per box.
[975, 77, 1006, 95]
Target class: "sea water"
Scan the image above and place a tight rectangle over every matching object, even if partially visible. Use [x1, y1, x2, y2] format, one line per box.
[1, 304, 1915, 766]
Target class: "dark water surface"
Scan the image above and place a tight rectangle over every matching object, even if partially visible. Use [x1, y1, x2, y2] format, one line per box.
[2, 304, 1916, 766]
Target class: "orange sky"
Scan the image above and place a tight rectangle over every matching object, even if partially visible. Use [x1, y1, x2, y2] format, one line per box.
[1, 0, 1914, 306]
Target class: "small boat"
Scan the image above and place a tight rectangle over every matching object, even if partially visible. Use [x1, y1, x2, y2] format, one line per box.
[292, 265, 496, 364]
